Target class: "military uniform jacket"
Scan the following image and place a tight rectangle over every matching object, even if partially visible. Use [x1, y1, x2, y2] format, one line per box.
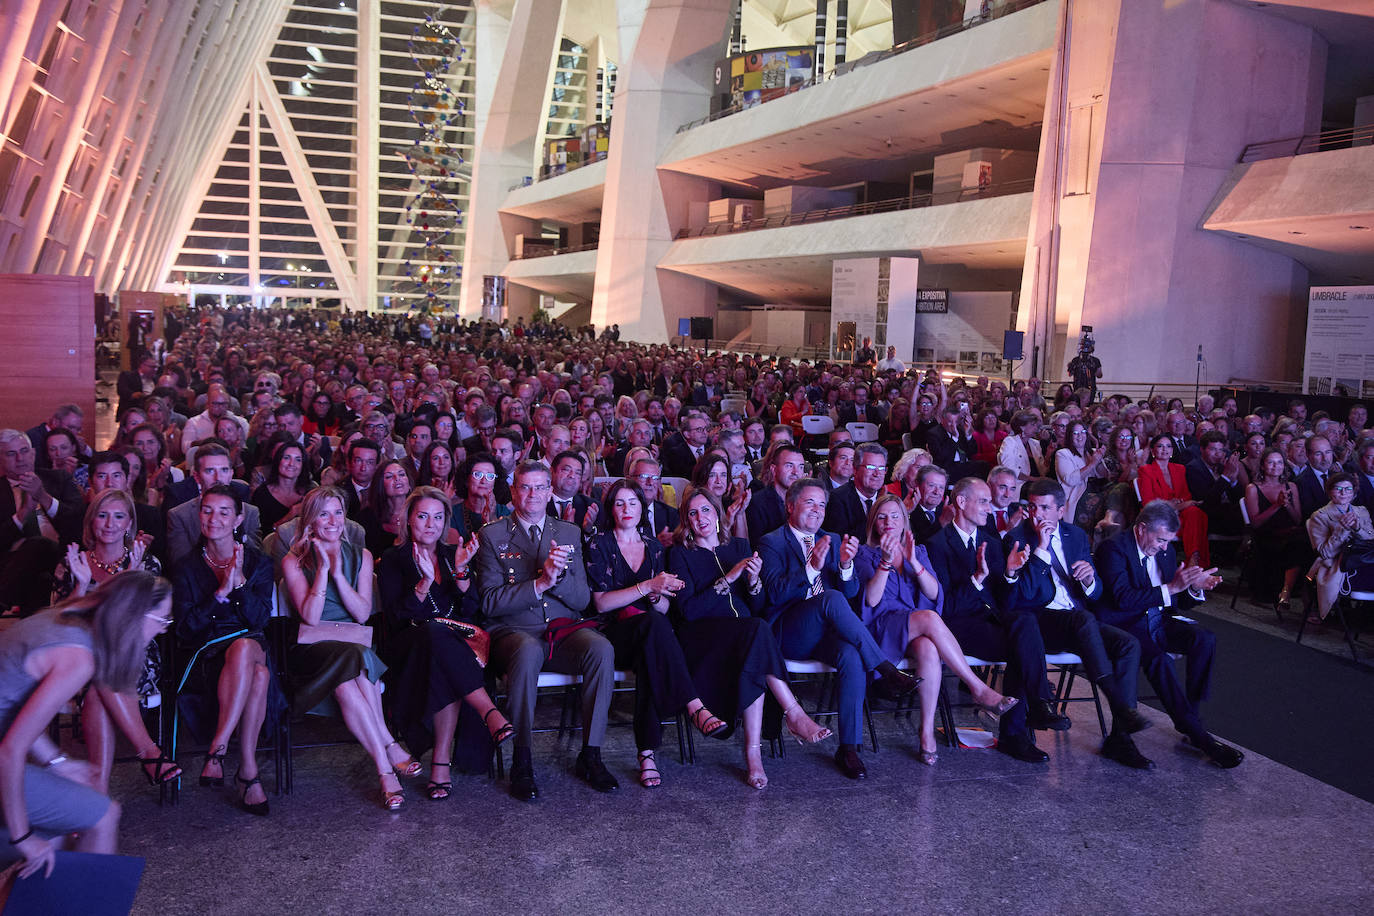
[474, 514, 591, 634]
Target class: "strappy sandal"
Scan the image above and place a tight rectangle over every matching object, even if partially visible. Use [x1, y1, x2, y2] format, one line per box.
[140, 751, 182, 786]
[689, 706, 728, 740]
[637, 750, 661, 789]
[483, 708, 515, 747]
[427, 762, 452, 801]
[379, 772, 404, 810]
[783, 705, 832, 745]
[200, 745, 227, 787]
[385, 741, 422, 777]
[744, 744, 767, 789]
[235, 773, 269, 816]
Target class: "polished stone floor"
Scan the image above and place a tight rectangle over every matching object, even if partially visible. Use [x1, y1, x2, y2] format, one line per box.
[108, 682, 1374, 916]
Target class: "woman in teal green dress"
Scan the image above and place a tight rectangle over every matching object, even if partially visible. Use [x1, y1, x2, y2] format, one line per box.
[282, 486, 419, 811]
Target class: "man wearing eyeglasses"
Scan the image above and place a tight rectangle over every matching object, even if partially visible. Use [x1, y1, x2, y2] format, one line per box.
[474, 459, 616, 800]
[661, 412, 710, 479]
[825, 443, 888, 540]
[459, 405, 498, 457]
[630, 457, 678, 547]
[181, 383, 248, 453]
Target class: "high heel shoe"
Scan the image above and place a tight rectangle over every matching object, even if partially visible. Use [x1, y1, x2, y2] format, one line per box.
[379, 772, 404, 811]
[140, 751, 182, 786]
[917, 748, 939, 767]
[744, 745, 767, 789]
[385, 741, 422, 777]
[483, 708, 515, 747]
[783, 704, 832, 744]
[235, 774, 270, 816]
[689, 706, 729, 740]
[976, 695, 1020, 719]
[426, 762, 452, 801]
[200, 746, 226, 787]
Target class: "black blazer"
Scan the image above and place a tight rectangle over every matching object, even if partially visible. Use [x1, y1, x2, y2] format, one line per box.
[660, 437, 698, 480]
[908, 504, 945, 545]
[637, 499, 679, 540]
[0, 469, 84, 554]
[1357, 472, 1374, 515]
[822, 482, 873, 542]
[1185, 460, 1243, 534]
[1295, 466, 1329, 520]
[923, 522, 1022, 621]
[744, 487, 786, 548]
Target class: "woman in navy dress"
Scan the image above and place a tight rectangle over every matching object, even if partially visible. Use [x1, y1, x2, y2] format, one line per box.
[853, 493, 1017, 765]
[586, 479, 728, 789]
[666, 486, 830, 789]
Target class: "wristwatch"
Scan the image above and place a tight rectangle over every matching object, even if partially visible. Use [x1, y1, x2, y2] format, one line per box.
[44, 754, 67, 769]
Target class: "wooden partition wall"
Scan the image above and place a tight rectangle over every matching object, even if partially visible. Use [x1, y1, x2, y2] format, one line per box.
[0, 274, 96, 432]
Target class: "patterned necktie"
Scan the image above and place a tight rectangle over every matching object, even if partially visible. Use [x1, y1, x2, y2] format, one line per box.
[803, 534, 824, 597]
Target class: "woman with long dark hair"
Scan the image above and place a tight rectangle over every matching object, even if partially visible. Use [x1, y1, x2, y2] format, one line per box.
[250, 435, 312, 536]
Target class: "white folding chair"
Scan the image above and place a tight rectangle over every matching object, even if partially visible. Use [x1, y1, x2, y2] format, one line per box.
[779, 659, 878, 752]
[846, 422, 879, 443]
[1044, 651, 1107, 736]
[801, 415, 835, 436]
[719, 397, 748, 415]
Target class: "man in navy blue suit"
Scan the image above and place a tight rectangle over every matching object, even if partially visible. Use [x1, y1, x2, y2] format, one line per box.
[1006, 480, 1153, 769]
[759, 478, 918, 780]
[1095, 500, 1243, 768]
[1295, 435, 1336, 519]
[745, 444, 804, 548]
[924, 476, 1065, 764]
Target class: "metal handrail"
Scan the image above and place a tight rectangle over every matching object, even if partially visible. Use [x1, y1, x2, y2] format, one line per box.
[673, 178, 1037, 239]
[1239, 124, 1374, 163]
[675, 0, 1050, 134]
[511, 240, 600, 261]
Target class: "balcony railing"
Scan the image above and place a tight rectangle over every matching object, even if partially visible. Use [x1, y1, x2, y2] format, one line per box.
[1239, 124, 1374, 163]
[672, 178, 1037, 240]
[675, 0, 1051, 134]
[511, 240, 600, 261]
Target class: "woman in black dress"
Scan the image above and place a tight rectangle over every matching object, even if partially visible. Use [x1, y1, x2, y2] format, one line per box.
[666, 486, 830, 789]
[360, 459, 413, 558]
[586, 480, 728, 789]
[249, 434, 310, 536]
[378, 486, 513, 800]
[172, 485, 283, 816]
[1243, 447, 1307, 608]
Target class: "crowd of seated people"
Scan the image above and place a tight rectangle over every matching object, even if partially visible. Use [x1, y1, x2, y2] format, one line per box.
[5, 303, 1374, 877]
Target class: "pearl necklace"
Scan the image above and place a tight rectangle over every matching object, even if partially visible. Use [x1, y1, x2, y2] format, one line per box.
[202, 546, 234, 570]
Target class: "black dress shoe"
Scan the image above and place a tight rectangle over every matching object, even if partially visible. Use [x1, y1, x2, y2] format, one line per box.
[509, 764, 539, 801]
[573, 747, 620, 792]
[1101, 733, 1155, 770]
[834, 744, 867, 779]
[871, 662, 920, 701]
[1115, 708, 1153, 735]
[1027, 702, 1072, 732]
[1188, 735, 1244, 769]
[996, 733, 1049, 763]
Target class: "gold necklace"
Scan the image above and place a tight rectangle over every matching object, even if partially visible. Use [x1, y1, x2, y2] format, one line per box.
[90, 548, 130, 575]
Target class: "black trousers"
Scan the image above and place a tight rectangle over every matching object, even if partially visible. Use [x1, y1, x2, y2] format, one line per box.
[1035, 607, 1141, 720]
[942, 609, 1042, 739]
[1121, 615, 1215, 738]
[0, 537, 61, 616]
[601, 612, 698, 750]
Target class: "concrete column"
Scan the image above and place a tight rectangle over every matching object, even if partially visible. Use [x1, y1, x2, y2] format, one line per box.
[458, 0, 564, 319]
[590, 0, 732, 343]
[1017, 0, 1327, 387]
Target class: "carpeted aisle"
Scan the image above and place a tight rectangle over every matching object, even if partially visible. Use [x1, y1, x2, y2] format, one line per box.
[1146, 609, 1374, 803]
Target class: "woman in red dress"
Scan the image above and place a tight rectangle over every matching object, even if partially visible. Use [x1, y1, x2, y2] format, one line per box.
[1136, 433, 1209, 564]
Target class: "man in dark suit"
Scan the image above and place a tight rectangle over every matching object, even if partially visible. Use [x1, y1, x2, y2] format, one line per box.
[1185, 431, 1244, 537]
[661, 412, 709, 479]
[908, 464, 948, 545]
[820, 439, 855, 496]
[117, 353, 158, 414]
[549, 450, 598, 531]
[1354, 440, 1374, 514]
[0, 428, 84, 614]
[1094, 500, 1243, 768]
[473, 459, 616, 800]
[459, 406, 498, 458]
[745, 444, 804, 547]
[607, 420, 654, 478]
[823, 443, 887, 540]
[27, 405, 88, 470]
[1296, 436, 1336, 519]
[835, 387, 887, 427]
[1164, 411, 1198, 466]
[629, 457, 677, 546]
[1006, 480, 1152, 769]
[927, 404, 987, 483]
[688, 371, 722, 409]
[758, 478, 918, 779]
[923, 476, 1062, 764]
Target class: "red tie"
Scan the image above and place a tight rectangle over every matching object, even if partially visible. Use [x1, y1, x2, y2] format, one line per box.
[994, 509, 1008, 532]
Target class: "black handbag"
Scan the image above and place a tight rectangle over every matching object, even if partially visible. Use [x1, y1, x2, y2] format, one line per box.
[1340, 538, 1374, 573]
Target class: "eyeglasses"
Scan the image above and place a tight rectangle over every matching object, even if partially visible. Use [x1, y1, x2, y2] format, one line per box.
[145, 613, 174, 627]
[860, 464, 886, 472]
[1331, 485, 1355, 494]
[516, 483, 551, 494]
[634, 474, 661, 483]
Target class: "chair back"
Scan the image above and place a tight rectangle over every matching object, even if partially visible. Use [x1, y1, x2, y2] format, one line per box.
[801, 414, 835, 436]
[847, 422, 879, 443]
[720, 397, 748, 415]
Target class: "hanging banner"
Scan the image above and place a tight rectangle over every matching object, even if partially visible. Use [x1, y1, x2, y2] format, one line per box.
[1303, 285, 1374, 397]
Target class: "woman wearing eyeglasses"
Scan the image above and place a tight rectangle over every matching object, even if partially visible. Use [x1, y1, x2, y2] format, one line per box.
[173, 485, 282, 816]
[666, 486, 831, 789]
[51, 489, 178, 795]
[1305, 472, 1374, 620]
[0, 572, 170, 879]
[451, 452, 511, 541]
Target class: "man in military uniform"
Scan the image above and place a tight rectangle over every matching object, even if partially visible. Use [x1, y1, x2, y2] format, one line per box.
[474, 459, 618, 800]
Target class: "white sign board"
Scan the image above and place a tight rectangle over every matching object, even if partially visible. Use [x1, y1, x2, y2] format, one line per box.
[831, 257, 919, 361]
[1303, 286, 1374, 397]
